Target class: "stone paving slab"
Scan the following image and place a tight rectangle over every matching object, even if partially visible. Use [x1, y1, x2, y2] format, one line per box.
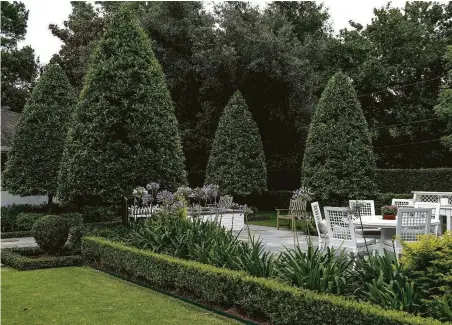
[234, 224, 322, 253]
[0, 225, 320, 254]
[1, 237, 37, 249]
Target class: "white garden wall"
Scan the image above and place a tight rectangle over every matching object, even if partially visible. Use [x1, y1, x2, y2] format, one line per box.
[1, 190, 48, 206]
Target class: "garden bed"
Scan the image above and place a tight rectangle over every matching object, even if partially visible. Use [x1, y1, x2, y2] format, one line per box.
[82, 236, 442, 325]
[1, 247, 82, 270]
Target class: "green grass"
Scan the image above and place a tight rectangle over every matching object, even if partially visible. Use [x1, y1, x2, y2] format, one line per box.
[1, 267, 240, 325]
[247, 210, 309, 230]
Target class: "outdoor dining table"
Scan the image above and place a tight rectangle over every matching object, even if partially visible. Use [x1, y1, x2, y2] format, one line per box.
[353, 216, 441, 255]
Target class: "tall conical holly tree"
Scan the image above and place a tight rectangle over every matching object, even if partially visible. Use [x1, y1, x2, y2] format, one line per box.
[57, 4, 187, 209]
[2, 64, 76, 205]
[205, 90, 267, 196]
[301, 71, 377, 205]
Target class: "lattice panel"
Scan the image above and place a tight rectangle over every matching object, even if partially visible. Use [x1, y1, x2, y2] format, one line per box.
[392, 199, 414, 208]
[420, 195, 439, 203]
[289, 199, 307, 218]
[399, 210, 431, 242]
[325, 208, 352, 240]
[349, 200, 375, 217]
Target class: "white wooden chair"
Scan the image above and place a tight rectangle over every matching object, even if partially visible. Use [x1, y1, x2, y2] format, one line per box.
[277, 198, 307, 231]
[348, 200, 380, 239]
[383, 208, 432, 257]
[324, 206, 376, 254]
[392, 198, 415, 208]
[128, 205, 154, 222]
[311, 202, 328, 249]
[414, 202, 441, 235]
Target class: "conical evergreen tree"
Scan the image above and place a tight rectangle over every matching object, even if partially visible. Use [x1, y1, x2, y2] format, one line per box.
[205, 90, 267, 196]
[301, 71, 377, 204]
[58, 5, 186, 207]
[3, 64, 75, 204]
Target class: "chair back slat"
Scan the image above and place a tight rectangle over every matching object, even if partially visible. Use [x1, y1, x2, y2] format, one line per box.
[289, 198, 307, 218]
[392, 199, 415, 208]
[349, 200, 375, 217]
[218, 195, 233, 209]
[324, 206, 357, 249]
[414, 202, 440, 235]
[396, 208, 431, 248]
[311, 202, 324, 243]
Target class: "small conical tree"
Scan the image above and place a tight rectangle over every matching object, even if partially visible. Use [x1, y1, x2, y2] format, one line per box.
[301, 71, 377, 204]
[3, 64, 76, 204]
[58, 5, 186, 207]
[205, 90, 267, 196]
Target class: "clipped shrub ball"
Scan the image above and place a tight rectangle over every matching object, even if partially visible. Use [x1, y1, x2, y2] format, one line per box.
[32, 215, 71, 254]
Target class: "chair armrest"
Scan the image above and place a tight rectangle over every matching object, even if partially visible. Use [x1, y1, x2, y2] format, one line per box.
[275, 209, 289, 211]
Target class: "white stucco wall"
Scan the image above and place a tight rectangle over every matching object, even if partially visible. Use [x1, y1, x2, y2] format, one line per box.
[1, 190, 48, 206]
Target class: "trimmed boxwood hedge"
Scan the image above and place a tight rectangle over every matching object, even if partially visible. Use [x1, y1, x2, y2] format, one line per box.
[82, 237, 442, 325]
[376, 169, 452, 193]
[235, 191, 412, 212]
[1, 231, 33, 239]
[1, 247, 82, 270]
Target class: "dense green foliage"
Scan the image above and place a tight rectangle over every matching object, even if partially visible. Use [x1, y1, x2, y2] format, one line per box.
[49, 2, 452, 172]
[49, 2, 105, 94]
[2, 64, 75, 202]
[402, 233, 452, 321]
[0, 203, 49, 232]
[1, 1, 39, 112]
[57, 5, 186, 208]
[1, 247, 82, 270]
[302, 72, 377, 204]
[205, 91, 267, 196]
[435, 46, 452, 151]
[376, 169, 452, 193]
[333, 2, 452, 168]
[83, 237, 442, 325]
[112, 217, 276, 278]
[32, 215, 71, 254]
[15, 212, 46, 231]
[0, 230, 32, 239]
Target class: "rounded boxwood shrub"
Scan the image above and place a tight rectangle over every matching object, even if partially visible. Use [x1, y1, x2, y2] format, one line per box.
[32, 215, 71, 254]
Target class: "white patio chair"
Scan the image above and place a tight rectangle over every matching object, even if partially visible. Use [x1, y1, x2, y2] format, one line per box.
[311, 202, 328, 249]
[392, 198, 415, 208]
[414, 202, 441, 235]
[324, 206, 376, 255]
[383, 208, 432, 257]
[348, 200, 381, 239]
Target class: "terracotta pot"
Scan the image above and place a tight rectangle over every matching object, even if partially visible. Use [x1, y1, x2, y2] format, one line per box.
[383, 214, 396, 220]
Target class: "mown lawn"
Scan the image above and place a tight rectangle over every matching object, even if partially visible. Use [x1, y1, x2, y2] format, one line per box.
[247, 210, 309, 230]
[1, 267, 239, 325]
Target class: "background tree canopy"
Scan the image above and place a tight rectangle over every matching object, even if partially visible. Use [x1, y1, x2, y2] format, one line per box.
[2, 1, 451, 192]
[1, 1, 39, 113]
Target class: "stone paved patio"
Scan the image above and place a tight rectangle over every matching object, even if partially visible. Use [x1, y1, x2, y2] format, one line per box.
[0, 225, 320, 254]
[234, 225, 321, 253]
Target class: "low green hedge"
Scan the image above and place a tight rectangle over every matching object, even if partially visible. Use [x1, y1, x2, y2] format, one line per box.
[82, 237, 442, 325]
[1, 247, 82, 270]
[376, 169, 452, 193]
[1, 230, 33, 238]
[234, 191, 412, 212]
